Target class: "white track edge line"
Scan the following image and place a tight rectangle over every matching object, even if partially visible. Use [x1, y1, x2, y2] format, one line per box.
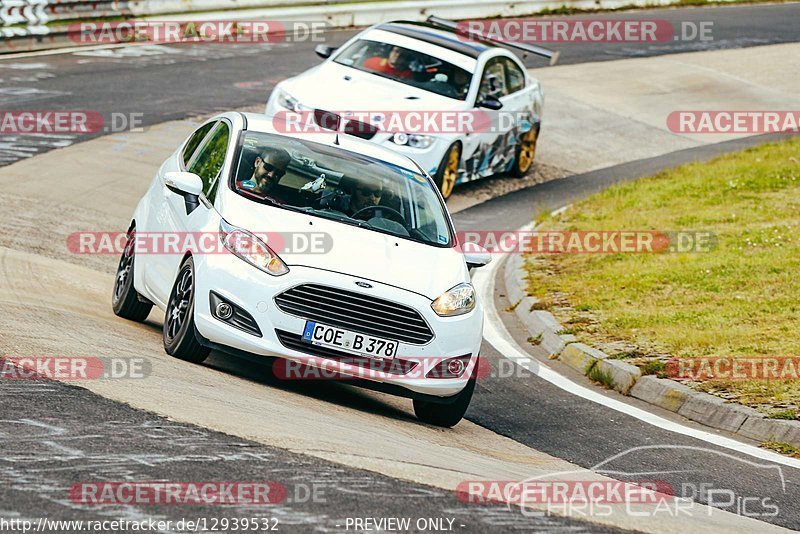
[473, 219, 800, 470]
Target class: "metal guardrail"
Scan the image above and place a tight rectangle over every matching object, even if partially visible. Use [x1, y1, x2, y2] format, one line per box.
[0, 0, 340, 28]
[0, 0, 338, 51]
[0, 0, 678, 54]
[1, 0, 130, 26]
[0, 0, 361, 50]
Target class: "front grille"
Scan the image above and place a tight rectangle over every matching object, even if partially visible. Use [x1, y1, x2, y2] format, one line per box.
[275, 330, 418, 375]
[273, 284, 434, 344]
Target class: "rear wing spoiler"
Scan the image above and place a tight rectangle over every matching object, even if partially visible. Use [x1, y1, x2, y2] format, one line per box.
[426, 15, 560, 66]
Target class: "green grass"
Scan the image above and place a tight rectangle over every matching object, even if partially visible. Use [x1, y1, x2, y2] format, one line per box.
[762, 441, 800, 458]
[588, 364, 616, 389]
[769, 409, 798, 420]
[525, 137, 800, 410]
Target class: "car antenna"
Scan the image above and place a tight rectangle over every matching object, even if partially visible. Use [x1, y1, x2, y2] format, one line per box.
[334, 132, 340, 145]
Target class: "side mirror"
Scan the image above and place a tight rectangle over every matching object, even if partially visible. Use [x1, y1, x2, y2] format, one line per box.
[315, 44, 336, 59]
[164, 171, 204, 214]
[463, 245, 492, 270]
[165, 171, 203, 196]
[476, 95, 503, 110]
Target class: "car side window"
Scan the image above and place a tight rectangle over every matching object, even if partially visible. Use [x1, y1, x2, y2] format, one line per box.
[187, 122, 230, 202]
[182, 122, 216, 167]
[504, 58, 526, 93]
[478, 58, 508, 100]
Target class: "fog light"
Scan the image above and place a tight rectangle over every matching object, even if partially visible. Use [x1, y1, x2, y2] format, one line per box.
[209, 291, 262, 337]
[215, 302, 233, 320]
[447, 358, 465, 376]
[425, 354, 472, 379]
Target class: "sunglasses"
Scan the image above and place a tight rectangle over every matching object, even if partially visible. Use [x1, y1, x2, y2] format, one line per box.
[357, 187, 383, 198]
[259, 160, 286, 179]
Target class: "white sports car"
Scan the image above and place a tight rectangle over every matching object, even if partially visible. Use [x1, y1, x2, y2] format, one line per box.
[265, 17, 555, 199]
[112, 111, 490, 427]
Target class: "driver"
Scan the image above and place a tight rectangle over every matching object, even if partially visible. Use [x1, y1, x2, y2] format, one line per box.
[363, 46, 413, 79]
[348, 179, 384, 216]
[237, 147, 291, 197]
[452, 68, 471, 99]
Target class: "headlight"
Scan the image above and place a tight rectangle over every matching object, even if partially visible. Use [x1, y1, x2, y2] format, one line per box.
[391, 133, 434, 149]
[431, 283, 475, 317]
[219, 219, 288, 276]
[276, 88, 308, 112]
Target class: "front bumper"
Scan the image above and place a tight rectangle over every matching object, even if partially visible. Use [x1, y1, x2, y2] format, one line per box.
[193, 251, 483, 398]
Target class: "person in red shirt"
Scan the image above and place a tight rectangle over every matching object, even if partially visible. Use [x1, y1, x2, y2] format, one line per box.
[363, 46, 413, 79]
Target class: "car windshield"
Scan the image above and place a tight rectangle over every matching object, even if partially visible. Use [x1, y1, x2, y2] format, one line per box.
[333, 39, 473, 101]
[231, 132, 453, 247]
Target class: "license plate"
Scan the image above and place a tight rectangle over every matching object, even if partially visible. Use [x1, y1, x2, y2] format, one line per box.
[302, 321, 398, 360]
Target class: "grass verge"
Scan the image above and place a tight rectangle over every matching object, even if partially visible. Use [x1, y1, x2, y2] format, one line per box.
[762, 441, 800, 458]
[525, 136, 800, 418]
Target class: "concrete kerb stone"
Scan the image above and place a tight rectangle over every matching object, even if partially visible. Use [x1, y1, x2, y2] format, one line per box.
[594, 359, 641, 395]
[511, 294, 570, 356]
[678, 393, 762, 434]
[630, 375, 695, 413]
[508, 253, 799, 449]
[513, 296, 541, 333]
[503, 253, 526, 306]
[560, 343, 607, 375]
[738, 417, 800, 448]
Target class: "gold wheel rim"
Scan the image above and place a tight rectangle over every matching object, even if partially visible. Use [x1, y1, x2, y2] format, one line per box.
[518, 129, 537, 173]
[441, 146, 460, 198]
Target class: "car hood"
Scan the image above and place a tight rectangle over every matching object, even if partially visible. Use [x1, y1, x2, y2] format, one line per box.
[281, 62, 465, 112]
[223, 196, 467, 301]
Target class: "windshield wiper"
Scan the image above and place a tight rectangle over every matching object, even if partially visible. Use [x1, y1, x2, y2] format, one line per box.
[259, 198, 315, 214]
[283, 205, 316, 214]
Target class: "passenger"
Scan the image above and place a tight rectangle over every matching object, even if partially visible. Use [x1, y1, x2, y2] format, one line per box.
[363, 46, 413, 79]
[237, 147, 291, 196]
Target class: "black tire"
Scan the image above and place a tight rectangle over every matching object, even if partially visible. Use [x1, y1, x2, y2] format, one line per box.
[112, 227, 153, 322]
[434, 142, 461, 200]
[510, 125, 539, 178]
[413, 376, 476, 428]
[163, 256, 209, 364]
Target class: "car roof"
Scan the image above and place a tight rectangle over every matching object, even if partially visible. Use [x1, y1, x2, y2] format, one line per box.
[376, 21, 493, 59]
[240, 112, 424, 174]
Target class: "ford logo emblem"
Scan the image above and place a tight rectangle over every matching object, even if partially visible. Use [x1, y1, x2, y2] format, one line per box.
[355, 281, 373, 289]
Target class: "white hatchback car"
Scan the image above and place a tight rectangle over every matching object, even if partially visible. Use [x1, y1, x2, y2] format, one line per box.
[112, 111, 490, 427]
[265, 17, 555, 199]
